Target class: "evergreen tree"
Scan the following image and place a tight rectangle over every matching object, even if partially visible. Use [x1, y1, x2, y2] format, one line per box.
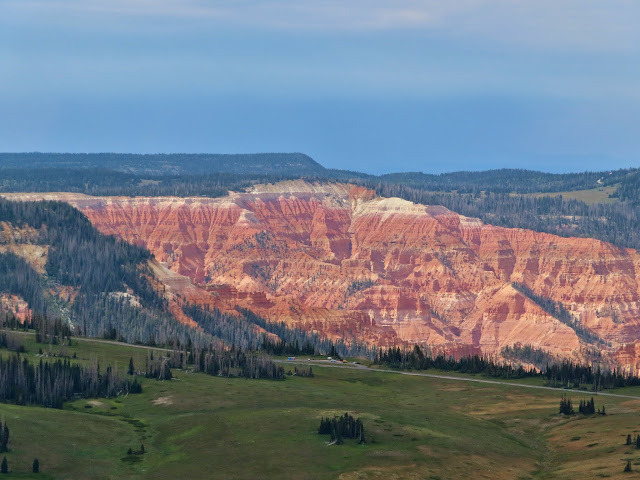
[128, 357, 135, 375]
[359, 426, 366, 445]
[625, 459, 632, 472]
[32, 458, 39, 473]
[0, 422, 8, 453]
[626, 434, 632, 445]
[559, 395, 574, 415]
[129, 379, 142, 394]
[1, 457, 6, 474]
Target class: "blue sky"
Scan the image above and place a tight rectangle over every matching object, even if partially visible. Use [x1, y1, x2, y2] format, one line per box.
[1, 1, 639, 174]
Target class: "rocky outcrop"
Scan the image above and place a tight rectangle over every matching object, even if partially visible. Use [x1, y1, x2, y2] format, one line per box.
[7, 181, 640, 366]
[0, 294, 31, 320]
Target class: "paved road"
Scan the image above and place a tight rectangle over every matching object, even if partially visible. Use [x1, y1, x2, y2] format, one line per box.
[276, 359, 640, 400]
[7, 329, 172, 352]
[72, 336, 172, 352]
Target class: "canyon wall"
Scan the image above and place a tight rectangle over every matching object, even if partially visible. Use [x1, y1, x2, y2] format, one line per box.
[8, 181, 640, 368]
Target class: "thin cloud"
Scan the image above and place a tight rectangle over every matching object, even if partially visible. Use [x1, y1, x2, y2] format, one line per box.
[3, 0, 226, 18]
[5, 0, 639, 52]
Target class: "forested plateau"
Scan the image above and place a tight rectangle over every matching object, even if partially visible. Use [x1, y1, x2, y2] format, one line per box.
[3, 152, 640, 249]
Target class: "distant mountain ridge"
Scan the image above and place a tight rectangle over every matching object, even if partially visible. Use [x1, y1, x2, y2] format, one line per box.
[0, 151, 636, 194]
[0, 152, 324, 176]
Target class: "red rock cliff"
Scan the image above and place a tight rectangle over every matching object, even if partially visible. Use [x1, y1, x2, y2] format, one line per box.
[9, 182, 640, 366]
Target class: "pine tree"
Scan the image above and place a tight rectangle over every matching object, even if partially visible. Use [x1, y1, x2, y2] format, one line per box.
[0, 422, 8, 453]
[359, 426, 366, 444]
[128, 357, 135, 375]
[559, 395, 574, 415]
[32, 458, 39, 473]
[1, 457, 7, 474]
[625, 459, 632, 472]
[627, 434, 632, 445]
[635, 434, 640, 449]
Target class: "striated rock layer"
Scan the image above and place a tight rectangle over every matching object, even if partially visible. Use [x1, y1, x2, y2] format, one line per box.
[7, 182, 640, 368]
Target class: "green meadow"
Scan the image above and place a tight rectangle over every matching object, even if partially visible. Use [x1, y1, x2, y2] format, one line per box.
[1, 333, 640, 479]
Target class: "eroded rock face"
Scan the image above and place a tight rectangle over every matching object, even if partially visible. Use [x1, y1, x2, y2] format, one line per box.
[7, 182, 640, 367]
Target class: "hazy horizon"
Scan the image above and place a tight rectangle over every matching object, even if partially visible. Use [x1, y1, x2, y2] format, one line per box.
[2, 1, 639, 174]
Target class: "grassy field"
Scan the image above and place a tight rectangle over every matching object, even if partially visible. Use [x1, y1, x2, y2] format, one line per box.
[1, 333, 640, 479]
[525, 185, 619, 205]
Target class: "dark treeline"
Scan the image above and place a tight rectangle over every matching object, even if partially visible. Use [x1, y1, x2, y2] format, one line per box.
[375, 345, 536, 379]
[0, 168, 292, 198]
[4, 167, 626, 199]
[147, 346, 285, 380]
[376, 168, 628, 194]
[559, 395, 604, 415]
[375, 345, 640, 390]
[577, 397, 598, 415]
[0, 353, 140, 409]
[0, 152, 323, 176]
[197, 348, 285, 379]
[511, 283, 606, 346]
[0, 167, 363, 198]
[0, 168, 142, 196]
[558, 395, 575, 415]
[543, 361, 640, 390]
